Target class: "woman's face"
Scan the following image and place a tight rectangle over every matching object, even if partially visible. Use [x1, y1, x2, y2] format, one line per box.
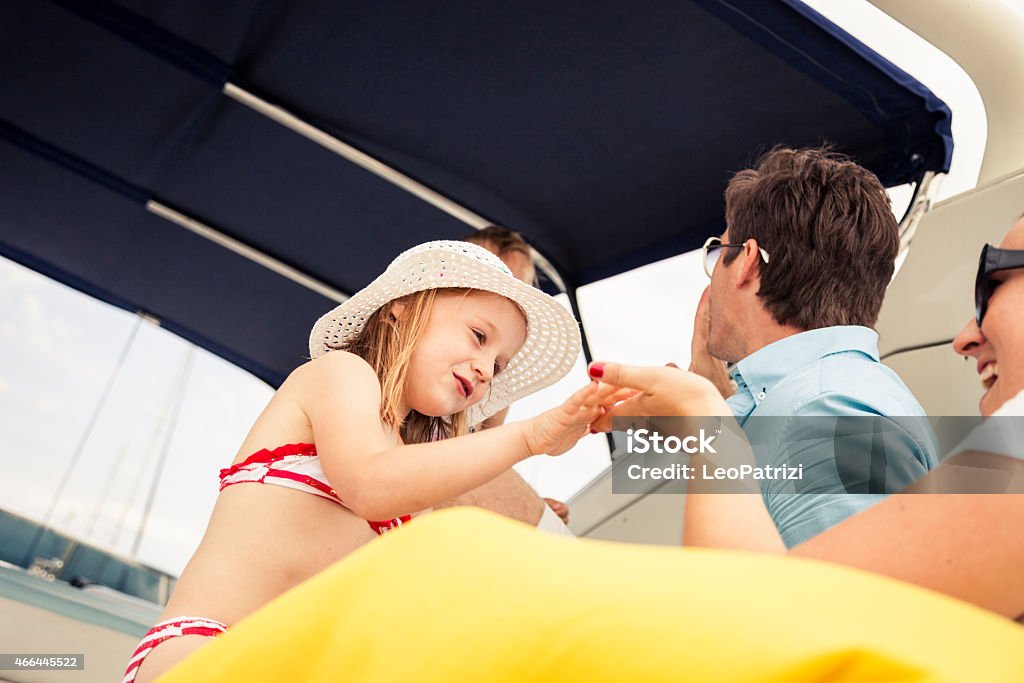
[402, 291, 527, 417]
[953, 217, 1024, 416]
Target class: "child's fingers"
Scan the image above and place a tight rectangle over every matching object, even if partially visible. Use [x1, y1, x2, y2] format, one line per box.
[560, 382, 600, 415]
[591, 389, 643, 429]
[583, 382, 632, 408]
[601, 387, 639, 405]
[590, 386, 621, 408]
[590, 381, 620, 401]
[565, 401, 608, 431]
[569, 402, 603, 423]
[581, 387, 638, 425]
[592, 392, 643, 431]
[590, 411, 613, 433]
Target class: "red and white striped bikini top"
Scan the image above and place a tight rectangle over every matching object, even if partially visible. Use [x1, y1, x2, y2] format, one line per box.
[218, 443, 410, 535]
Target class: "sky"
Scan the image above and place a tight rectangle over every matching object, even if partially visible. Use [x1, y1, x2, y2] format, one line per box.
[0, 0, 992, 576]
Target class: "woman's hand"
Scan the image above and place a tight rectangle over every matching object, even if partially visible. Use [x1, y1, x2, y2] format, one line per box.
[588, 361, 732, 432]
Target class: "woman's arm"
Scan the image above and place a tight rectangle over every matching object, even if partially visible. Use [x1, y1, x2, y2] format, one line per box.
[298, 352, 601, 520]
[793, 488, 1024, 619]
[588, 361, 786, 552]
[683, 485, 785, 553]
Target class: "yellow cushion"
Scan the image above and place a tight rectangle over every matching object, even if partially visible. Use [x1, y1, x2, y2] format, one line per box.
[159, 508, 1024, 683]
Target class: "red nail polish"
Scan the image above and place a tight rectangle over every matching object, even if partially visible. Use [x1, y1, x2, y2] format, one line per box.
[589, 363, 604, 379]
[589, 428, 597, 434]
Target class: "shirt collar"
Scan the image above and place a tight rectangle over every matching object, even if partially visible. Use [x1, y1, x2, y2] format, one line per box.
[729, 326, 880, 407]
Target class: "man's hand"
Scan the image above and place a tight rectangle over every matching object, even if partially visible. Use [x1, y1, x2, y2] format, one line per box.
[689, 286, 735, 399]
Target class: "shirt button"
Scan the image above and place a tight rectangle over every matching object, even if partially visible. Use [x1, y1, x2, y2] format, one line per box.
[757, 391, 766, 400]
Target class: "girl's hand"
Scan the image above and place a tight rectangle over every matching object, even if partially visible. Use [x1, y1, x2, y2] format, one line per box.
[588, 361, 732, 432]
[524, 382, 606, 456]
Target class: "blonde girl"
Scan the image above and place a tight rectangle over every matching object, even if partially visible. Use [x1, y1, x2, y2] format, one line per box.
[125, 241, 602, 682]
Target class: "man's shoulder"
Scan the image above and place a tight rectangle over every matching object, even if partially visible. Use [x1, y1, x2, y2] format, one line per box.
[818, 353, 925, 415]
[772, 352, 926, 418]
[752, 356, 939, 468]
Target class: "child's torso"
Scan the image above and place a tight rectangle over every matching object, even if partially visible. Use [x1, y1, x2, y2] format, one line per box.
[162, 375, 412, 626]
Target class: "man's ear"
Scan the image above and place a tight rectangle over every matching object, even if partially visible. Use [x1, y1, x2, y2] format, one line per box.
[734, 239, 763, 289]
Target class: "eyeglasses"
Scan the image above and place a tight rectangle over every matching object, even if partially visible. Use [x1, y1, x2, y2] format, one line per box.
[702, 236, 771, 278]
[975, 243, 1024, 326]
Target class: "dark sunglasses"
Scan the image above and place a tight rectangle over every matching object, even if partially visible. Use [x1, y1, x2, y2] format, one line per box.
[975, 243, 1024, 326]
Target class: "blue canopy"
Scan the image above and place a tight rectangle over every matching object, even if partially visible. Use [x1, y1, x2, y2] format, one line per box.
[0, 0, 952, 386]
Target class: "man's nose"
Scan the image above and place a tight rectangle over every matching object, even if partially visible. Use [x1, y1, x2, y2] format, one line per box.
[952, 317, 985, 357]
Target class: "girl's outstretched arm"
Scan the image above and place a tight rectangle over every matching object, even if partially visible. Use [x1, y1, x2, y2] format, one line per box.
[297, 352, 602, 521]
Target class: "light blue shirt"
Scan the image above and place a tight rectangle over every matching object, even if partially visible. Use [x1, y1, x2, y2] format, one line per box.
[726, 326, 939, 547]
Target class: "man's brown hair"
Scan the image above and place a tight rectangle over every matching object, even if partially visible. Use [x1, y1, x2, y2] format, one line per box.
[721, 146, 898, 329]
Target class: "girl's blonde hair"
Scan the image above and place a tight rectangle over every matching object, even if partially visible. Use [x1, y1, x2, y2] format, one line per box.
[344, 288, 470, 443]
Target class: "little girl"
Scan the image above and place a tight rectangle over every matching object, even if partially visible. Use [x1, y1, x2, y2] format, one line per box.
[123, 241, 604, 683]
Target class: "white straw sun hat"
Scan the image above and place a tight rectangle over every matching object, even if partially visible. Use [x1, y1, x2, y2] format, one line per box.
[309, 240, 582, 425]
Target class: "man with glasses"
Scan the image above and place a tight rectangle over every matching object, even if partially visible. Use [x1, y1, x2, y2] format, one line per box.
[688, 146, 939, 547]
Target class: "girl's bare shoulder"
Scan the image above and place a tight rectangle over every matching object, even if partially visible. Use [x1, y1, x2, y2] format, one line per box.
[283, 351, 381, 393]
[279, 352, 384, 424]
[235, 353, 382, 456]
